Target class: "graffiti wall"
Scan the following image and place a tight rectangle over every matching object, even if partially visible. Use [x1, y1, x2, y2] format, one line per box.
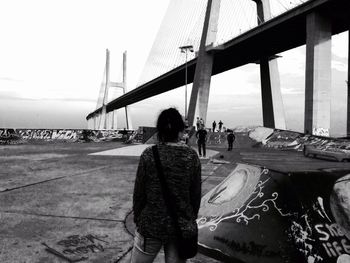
[0, 128, 139, 144]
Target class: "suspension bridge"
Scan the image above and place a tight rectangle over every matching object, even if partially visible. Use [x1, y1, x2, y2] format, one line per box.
[87, 0, 350, 137]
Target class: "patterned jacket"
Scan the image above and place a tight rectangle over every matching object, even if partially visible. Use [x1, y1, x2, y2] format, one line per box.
[133, 143, 201, 241]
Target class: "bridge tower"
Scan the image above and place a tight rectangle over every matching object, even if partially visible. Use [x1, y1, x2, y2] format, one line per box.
[252, 0, 286, 130]
[187, 0, 221, 127]
[187, 0, 286, 130]
[347, 30, 350, 136]
[89, 50, 132, 130]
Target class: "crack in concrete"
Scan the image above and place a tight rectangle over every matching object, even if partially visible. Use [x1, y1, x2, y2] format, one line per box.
[113, 245, 133, 263]
[1, 210, 124, 222]
[0, 165, 111, 193]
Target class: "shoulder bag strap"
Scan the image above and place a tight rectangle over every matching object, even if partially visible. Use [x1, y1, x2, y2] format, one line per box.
[152, 145, 182, 233]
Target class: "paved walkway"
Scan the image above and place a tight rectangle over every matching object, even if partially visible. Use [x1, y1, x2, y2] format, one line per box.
[0, 142, 222, 263]
[90, 144, 153, 156]
[90, 144, 219, 159]
[2, 135, 348, 262]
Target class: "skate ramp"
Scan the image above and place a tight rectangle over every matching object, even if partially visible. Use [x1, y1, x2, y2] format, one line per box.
[197, 163, 350, 263]
[249, 126, 350, 153]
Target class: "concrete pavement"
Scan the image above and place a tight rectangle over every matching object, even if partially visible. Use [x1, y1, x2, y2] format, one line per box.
[0, 141, 222, 263]
[2, 134, 349, 262]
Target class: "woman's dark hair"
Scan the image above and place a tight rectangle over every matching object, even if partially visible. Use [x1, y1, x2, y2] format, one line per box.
[156, 108, 185, 142]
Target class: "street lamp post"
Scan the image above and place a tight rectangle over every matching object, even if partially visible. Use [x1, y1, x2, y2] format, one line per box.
[179, 45, 194, 120]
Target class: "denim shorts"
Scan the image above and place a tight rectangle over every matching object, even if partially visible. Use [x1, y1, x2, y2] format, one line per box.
[130, 229, 186, 263]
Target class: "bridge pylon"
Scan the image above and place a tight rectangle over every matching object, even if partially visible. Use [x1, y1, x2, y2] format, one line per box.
[252, 0, 286, 130]
[88, 49, 132, 130]
[188, 0, 286, 130]
[348, 30, 350, 137]
[187, 0, 221, 127]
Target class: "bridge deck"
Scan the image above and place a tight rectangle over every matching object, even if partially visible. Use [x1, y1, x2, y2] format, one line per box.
[87, 0, 350, 118]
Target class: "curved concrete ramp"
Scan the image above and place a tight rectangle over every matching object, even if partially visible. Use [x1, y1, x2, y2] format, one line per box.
[197, 163, 301, 262]
[197, 163, 350, 263]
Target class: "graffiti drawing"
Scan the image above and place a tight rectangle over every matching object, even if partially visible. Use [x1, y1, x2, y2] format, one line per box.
[313, 128, 330, 137]
[57, 234, 109, 255]
[197, 168, 293, 231]
[207, 133, 226, 145]
[289, 215, 323, 263]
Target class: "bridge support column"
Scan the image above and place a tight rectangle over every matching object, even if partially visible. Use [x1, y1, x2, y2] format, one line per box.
[254, 0, 286, 129]
[304, 11, 332, 136]
[347, 30, 350, 136]
[260, 58, 275, 128]
[111, 110, 118, 130]
[187, 0, 221, 127]
[95, 115, 99, 130]
[87, 117, 93, 130]
[107, 112, 114, 130]
[259, 58, 286, 129]
[123, 52, 133, 130]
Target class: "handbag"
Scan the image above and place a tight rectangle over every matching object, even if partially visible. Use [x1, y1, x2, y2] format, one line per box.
[152, 145, 198, 260]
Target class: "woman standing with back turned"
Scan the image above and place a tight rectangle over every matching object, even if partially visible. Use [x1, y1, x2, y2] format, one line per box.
[131, 108, 202, 263]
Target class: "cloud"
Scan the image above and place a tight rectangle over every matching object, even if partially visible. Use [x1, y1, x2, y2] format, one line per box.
[332, 32, 348, 59]
[0, 92, 96, 103]
[332, 53, 348, 72]
[0, 77, 23, 82]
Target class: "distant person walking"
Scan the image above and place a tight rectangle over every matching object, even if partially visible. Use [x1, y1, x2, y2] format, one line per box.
[184, 118, 189, 129]
[212, 121, 216, 132]
[199, 118, 204, 129]
[196, 126, 207, 158]
[227, 130, 235, 151]
[131, 108, 201, 263]
[218, 120, 223, 132]
[196, 117, 200, 131]
[121, 128, 128, 142]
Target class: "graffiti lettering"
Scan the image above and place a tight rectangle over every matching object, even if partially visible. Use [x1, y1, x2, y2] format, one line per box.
[313, 127, 330, 137]
[207, 133, 226, 145]
[57, 234, 109, 256]
[321, 240, 350, 257]
[63, 243, 104, 255]
[0, 129, 19, 143]
[315, 223, 346, 240]
[214, 236, 282, 257]
[57, 234, 108, 247]
[315, 223, 350, 258]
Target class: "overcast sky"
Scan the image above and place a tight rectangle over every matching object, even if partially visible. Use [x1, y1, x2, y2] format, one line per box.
[0, 0, 348, 136]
